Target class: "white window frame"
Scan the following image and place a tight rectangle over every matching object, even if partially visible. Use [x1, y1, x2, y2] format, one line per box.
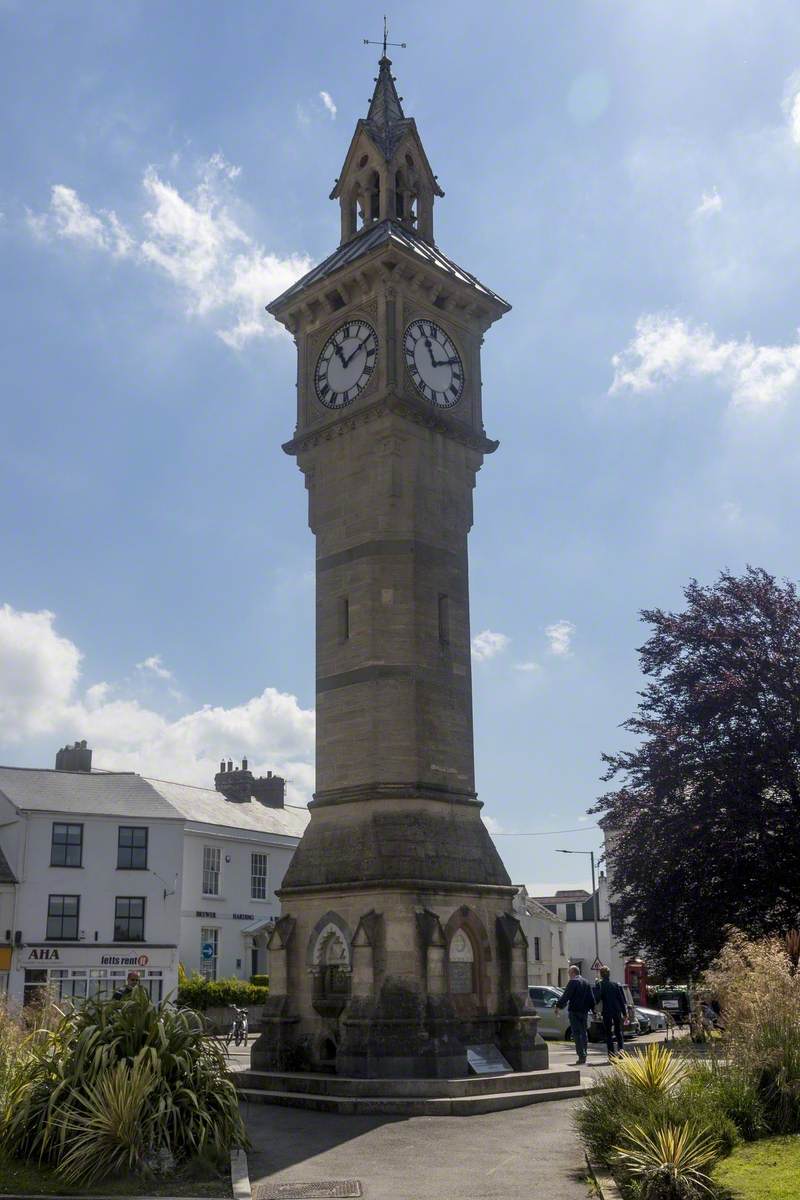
[202, 846, 221, 897]
[250, 852, 269, 901]
[200, 926, 219, 981]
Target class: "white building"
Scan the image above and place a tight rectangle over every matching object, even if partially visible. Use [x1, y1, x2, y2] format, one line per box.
[532, 875, 627, 980]
[0, 744, 308, 1007]
[513, 886, 570, 988]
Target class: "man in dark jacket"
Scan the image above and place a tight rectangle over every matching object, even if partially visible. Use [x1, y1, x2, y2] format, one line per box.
[594, 966, 626, 1059]
[555, 965, 596, 1064]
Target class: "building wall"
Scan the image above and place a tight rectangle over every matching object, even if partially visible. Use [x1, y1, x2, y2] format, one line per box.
[179, 824, 297, 981]
[4, 811, 184, 1006]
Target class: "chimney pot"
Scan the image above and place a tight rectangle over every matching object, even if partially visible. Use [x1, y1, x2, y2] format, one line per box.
[227, 759, 233, 772]
[242, 757, 248, 771]
[55, 741, 92, 772]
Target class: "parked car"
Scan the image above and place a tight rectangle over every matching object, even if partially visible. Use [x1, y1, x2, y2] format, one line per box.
[635, 1005, 668, 1033]
[528, 987, 571, 1040]
[651, 987, 690, 1027]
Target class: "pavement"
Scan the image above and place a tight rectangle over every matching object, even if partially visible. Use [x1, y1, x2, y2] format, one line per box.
[242, 1096, 591, 1200]
[231, 1029, 676, 1200]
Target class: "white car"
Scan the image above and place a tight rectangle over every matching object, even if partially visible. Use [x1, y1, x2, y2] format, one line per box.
[634, 1005, 668, 1032]
[528, 986, 571, 1040]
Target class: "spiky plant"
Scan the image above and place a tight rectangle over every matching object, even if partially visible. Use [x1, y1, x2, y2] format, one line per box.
[613, 1043, 689, 1094]
[613, 1122, 721, 1199]
[2, 988, 246, 1183]
[56, 1055, 158, 1185]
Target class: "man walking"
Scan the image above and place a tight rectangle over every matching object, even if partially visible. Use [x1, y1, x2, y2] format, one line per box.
[555, 964, 596, 1065]
[594, 965, 626, 1060]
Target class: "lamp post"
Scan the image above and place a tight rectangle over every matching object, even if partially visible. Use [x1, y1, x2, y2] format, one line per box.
[557, 848, 600, 971]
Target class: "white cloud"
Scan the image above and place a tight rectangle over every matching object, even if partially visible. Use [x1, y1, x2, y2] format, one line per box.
[483, 814, 505, 835]
[0, 605, 81, 738]
[471, 629, 510, 662]
[692, 187, 722, 220]
[610, 314, 800, 408]
[320, 91, 337, 119]
[545, 620, 575, 657]
[514, 660, 541, 673]
[27, 185, 133, 256]
[27, 156, 312, 350]
[719, 500, 742, 525]
[137, 654, 173, 681]
[0, 604, 315, 805]
[782, 72, 800, 146]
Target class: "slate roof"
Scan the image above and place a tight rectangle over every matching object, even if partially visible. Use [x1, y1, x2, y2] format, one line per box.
[145, 777, 310, 840]
[268, 219, 509, 313]
[0, 766, 309, 841]
[532, 889, 593, 905]
[0, 767, 178, 820]
[0, 844, 16, 885]
[363, 56, 412, 160]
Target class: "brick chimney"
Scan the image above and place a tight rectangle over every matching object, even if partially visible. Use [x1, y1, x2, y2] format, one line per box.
[55, 740, 92, 772]
[214, 760, 285, 807]
[252, 770, 286, 809]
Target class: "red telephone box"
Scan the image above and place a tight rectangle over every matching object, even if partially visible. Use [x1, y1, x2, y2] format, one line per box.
[625, 958, 648, 1006]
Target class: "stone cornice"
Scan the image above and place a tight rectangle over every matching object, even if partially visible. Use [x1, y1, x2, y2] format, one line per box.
[283, 390, 499, 458]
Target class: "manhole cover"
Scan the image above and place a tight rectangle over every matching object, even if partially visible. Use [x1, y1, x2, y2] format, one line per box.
[255, 1183, 363, 1200]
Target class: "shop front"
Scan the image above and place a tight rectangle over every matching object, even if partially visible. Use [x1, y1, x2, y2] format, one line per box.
[12, 943, 178, 1007]
[0, 945, 11, 995]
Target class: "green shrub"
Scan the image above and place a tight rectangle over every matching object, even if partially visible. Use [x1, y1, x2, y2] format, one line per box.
[176, 973, 268, 1011]
[574, 1072, 737, 1169]
[682, 1063, 766, 1142]
[250, 974, 269, 988]
[2, 987, 247, 1184]
[613, 1122, 722, 1200]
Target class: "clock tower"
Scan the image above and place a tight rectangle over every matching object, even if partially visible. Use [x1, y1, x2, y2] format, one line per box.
[252, 54, 545, 1079]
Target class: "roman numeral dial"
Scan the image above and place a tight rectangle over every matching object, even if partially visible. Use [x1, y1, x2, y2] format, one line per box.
[315, 319, 379, 409]
[403, 319, 465, 408]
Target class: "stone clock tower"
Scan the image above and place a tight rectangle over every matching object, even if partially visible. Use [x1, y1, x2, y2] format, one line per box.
[252, 55, 544, 1079]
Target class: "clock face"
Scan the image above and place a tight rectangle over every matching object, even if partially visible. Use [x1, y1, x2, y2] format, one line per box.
[315, 320, 378, 409]
[403, 319, 464, 408]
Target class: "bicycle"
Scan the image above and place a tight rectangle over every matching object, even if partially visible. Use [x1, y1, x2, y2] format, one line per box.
[226, 1004, 249, 1047]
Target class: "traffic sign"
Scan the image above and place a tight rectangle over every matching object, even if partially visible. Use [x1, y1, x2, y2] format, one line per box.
[591, 958, 604, 972]
[201, 942, 215, 961]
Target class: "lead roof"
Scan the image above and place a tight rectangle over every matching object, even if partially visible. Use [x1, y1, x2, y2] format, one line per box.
[268, 218, 509, 313]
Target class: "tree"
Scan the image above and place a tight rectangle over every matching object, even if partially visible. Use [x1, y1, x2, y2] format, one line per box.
[594, 566, 800, 979]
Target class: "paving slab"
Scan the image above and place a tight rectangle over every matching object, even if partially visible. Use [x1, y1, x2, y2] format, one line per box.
[243, 1094, 590, 1200]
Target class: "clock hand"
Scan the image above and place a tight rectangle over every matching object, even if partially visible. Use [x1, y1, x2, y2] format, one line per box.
[342, 341, 366, 368]
[334, 343, 347, 366]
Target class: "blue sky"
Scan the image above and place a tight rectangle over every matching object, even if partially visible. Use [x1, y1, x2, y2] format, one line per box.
[2, 1, 800, 892]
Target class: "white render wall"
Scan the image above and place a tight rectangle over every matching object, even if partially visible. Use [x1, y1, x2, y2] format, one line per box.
[179, 823, 297, 981]
[0, 795, 303, 1005]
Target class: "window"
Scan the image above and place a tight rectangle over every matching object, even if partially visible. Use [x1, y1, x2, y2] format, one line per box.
[46, 894, 79, 940]
[200, 927, 219, 981]
[565, 903, 577, 922]
[50, 823, 83, 867]
[582, 896, 598, 921]
[118, 826, 148, 870]
[438, 594, 450, 647]
[202, 846, 221, 896]
[340, 596, 350, 641]
[542, 904, 557, 914]
[251, 853, 269, 901]
[114, 897, 145, 942]
[533, 936, 541, 962]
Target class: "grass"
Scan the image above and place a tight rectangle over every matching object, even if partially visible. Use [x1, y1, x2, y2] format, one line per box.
[713, 1135, 800, 1199]
[0, 1148, 232, 1197]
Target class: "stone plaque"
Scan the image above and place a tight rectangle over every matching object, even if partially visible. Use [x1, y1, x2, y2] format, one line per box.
[466, 1044, 514, 1075]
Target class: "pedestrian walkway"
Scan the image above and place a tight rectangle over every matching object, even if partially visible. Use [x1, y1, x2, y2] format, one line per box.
[243, 1094, 590, 1200]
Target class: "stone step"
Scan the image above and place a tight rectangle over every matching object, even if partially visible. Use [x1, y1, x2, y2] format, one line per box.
[233, 1066, 581, 1099]
[236, 1081, 589, 1116]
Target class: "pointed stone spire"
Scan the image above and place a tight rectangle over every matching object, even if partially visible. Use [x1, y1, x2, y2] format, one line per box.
[367, 56, 405, 129]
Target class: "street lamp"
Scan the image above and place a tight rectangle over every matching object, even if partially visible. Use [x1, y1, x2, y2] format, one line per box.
[556, 848, 600, 970]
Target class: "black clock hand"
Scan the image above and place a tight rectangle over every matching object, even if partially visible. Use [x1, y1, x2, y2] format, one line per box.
[334, 343, 347, 366]
[342, 340, 366, 368]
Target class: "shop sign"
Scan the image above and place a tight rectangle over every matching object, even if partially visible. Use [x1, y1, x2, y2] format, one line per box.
[232, 913, 255, 921]
[196, 910, 217, 918]
[27, 948, 60, 961]
[99, 953, 150, 967]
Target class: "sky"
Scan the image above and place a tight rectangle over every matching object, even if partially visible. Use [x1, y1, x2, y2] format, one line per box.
[2, 0, 800, 894]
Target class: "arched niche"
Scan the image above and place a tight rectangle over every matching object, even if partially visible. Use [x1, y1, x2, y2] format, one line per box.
[307, 911, 352, 1016]
[444, 906, 491, 1013]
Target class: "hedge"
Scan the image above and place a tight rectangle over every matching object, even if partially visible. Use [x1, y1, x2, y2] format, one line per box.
[177, 975, 269, 1011]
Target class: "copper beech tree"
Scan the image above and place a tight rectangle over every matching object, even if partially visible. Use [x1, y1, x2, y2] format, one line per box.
[594, 567, 800, 978]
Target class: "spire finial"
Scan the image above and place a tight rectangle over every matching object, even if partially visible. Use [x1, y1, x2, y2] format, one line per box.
[363, 14, 406, 59]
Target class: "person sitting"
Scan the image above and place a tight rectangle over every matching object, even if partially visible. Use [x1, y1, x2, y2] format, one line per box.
[113, 970, 142, 1000]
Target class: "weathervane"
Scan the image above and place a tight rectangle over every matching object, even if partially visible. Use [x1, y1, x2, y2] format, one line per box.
[363, 14, 406, 58]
